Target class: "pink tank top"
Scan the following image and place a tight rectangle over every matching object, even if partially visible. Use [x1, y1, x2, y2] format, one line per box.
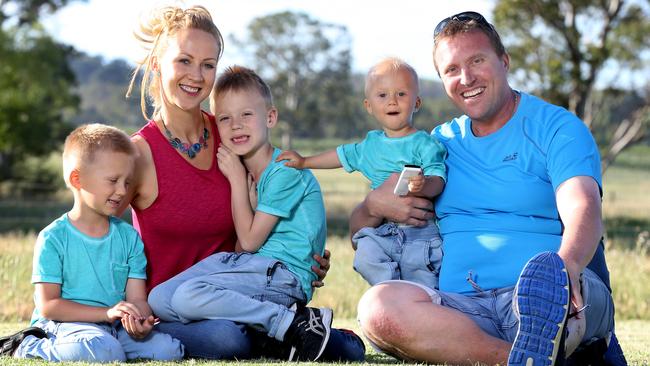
[132, 113, 236, 291]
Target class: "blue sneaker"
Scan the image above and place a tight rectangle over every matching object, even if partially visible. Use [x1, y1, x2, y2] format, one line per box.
[508, 252, 570, 366]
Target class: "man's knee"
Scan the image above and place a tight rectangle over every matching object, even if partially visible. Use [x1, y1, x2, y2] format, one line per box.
[357, 284, 427, 346]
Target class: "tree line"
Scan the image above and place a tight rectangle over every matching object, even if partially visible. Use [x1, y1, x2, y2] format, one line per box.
[0, 0, 648, 197]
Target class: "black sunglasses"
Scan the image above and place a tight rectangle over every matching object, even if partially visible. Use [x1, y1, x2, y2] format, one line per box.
[434, 11, 492, 37]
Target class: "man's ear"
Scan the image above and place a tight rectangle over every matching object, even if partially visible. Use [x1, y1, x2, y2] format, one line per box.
[502, 53, 510, 71]
[267, 107, 278, 128]
[69, 169, 82, 190]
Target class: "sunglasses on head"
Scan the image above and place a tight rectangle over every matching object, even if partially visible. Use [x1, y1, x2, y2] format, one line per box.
[434, 11, 492, 37]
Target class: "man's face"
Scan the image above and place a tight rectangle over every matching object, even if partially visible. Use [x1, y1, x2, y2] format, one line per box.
[434, 30, 512, 127]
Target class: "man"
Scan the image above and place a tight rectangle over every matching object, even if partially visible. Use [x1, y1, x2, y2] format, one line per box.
[352, 11, 621, 366]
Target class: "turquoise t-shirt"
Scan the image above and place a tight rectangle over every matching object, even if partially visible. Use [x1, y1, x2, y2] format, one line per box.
[432, 92, 602, 294]
[336, 130, 447, 189]
[31, 214, 147, 324]
[256, 148, 327, 300]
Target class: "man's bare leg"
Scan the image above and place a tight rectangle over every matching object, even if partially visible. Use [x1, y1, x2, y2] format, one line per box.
[357, 282, 510, 365]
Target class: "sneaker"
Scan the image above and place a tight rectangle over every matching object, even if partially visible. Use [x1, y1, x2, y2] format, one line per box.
[508, 252, 570, 366]
[286, 306, 333, 361]
[0, 327, 47, 357]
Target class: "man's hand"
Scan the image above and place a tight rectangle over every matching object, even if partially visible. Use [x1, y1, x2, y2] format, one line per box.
[276, 150, 306, 169]
[311, 249, 331, 288]
[366, 174, 434, 226]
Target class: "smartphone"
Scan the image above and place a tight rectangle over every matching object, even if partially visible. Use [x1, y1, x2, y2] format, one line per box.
[393, 165, 422, 196]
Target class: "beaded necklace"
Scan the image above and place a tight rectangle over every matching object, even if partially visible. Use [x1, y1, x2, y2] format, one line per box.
[161, 117, 209, 159]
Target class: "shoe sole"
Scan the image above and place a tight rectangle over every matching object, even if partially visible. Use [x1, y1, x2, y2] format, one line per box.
[288, 308, 333, 362]
[508, 252, 570, 366]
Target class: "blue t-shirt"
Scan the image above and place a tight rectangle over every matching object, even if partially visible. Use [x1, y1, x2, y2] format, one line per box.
[432, 92, 602, 294]
[256, 148, 327, 300]
[31, 214, 147, 324]
[336, 130, 447, 189]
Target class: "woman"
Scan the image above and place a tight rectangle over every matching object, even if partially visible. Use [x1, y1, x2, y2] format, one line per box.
[122, 5, 364, 360]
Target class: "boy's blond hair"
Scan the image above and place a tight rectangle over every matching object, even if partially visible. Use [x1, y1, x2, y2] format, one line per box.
[211, 65, 274, 111]
[364, 57, 420, 96]
[62, 124, 136, 187]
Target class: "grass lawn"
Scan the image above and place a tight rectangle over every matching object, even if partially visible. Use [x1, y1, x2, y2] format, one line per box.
[1, 319, 649, 365]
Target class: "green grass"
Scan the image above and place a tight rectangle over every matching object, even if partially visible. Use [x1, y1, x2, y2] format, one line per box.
[1, 320, 649, 364]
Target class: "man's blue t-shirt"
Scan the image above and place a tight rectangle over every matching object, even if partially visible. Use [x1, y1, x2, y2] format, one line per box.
[256, 148, 327, 300]
[432, 92, 602, 294]
[31, 214, 147, 324]
[336, 130, 447, 189]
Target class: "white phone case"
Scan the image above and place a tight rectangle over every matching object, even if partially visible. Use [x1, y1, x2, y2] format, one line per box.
[393, 166, 422, 196]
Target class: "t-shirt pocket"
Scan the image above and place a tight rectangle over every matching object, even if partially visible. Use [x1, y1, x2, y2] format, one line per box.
[111, 263, 129, 298]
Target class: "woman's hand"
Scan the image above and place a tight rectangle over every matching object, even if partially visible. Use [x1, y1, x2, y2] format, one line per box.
[311, 249, 331, 288]
[217, 144, 246, 183]
[106, 301, 142, 323]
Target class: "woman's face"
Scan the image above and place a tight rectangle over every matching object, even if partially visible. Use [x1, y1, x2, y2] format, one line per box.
[157, 28, 219, 112]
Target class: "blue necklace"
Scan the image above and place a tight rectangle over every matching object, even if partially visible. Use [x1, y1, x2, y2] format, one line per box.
[161, 118, 209, 159]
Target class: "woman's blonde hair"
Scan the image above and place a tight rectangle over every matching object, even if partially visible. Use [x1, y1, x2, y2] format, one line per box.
[126, 5, 224, 121]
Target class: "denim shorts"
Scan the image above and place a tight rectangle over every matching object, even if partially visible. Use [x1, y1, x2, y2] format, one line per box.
[382, 266, 614, 343]
[353, 221, 442, 289]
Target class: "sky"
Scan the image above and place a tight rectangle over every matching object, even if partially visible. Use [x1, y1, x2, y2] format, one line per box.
[41, 0, 494, 82]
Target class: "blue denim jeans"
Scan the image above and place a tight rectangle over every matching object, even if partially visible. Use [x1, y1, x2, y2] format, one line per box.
[149, 252, 306, 341]
[353, 221, 442, 288]
[15, 320, 184, 362]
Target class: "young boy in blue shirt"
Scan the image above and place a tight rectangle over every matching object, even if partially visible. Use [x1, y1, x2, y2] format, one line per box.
[147, 66, 333, 362]
[278, 57, 447, 289]
[1, 124, 184, 362]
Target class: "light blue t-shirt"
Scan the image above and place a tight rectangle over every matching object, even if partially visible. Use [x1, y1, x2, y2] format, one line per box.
[256, 148, 327, 300]
[336, 130, 447, 189]
[31, 214, 147, 324]
[432, 92, 602, 294]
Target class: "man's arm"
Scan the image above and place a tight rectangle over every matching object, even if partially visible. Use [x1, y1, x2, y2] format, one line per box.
[555, 175, 603, 314]
[349, 174, 434, 249]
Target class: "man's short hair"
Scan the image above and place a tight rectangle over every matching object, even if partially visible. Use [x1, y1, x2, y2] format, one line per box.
[433, 14, 507, 73]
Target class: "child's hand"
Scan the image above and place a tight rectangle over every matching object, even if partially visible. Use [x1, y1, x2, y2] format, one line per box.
[276, 150, 306, 169]
[121, 314, 155, 339]
[106, 301, 142, 323]
[408, 174, 425, 194]
[217, 144, 246, 182]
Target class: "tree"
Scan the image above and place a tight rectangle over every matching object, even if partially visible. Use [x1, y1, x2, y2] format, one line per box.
[0, 0, 80, 182]
[231, 11, 363, 146]
[493, 0, 650, 172]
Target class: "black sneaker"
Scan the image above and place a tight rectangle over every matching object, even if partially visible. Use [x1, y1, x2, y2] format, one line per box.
[286, 306, 333, 361]
[0, 327, 47, 357]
